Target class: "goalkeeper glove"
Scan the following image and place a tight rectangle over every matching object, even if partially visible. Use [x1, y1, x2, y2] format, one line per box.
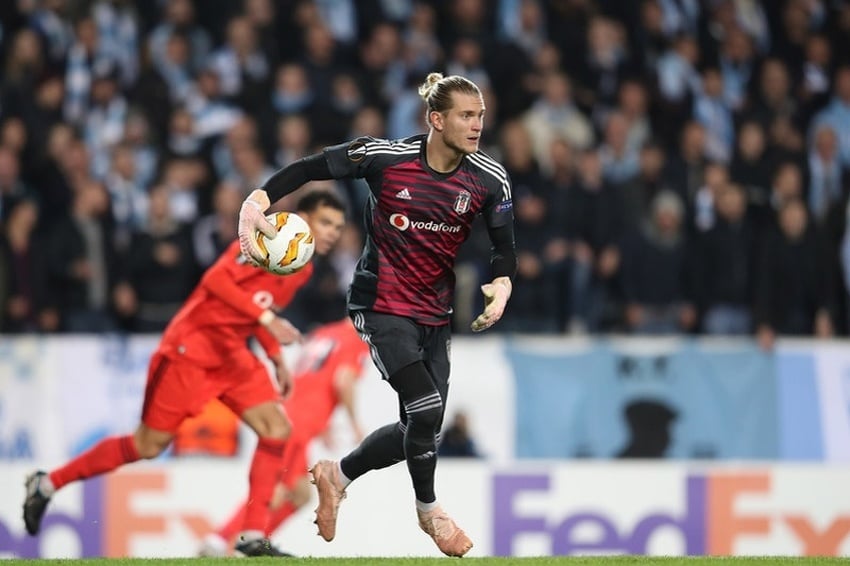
[470, 278, 512, 332]
[238, 189, 275, 265]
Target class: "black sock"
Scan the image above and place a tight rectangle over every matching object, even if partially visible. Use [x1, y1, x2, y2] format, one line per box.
[393, 362, 443, 503]
[341, 361, 444, 503]
[340, 422, 405, 481]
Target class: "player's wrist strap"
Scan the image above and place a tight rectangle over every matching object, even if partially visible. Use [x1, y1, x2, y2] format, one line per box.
[258, 310, 275, 326]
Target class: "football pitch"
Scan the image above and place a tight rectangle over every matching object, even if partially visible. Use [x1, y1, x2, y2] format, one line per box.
[5, 558, 848, 565]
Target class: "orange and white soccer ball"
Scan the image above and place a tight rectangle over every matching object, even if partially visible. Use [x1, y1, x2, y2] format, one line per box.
[256, 211, 315, 275]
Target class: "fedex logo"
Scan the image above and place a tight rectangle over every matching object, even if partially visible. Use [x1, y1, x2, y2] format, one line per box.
[0, 471, 213, 558]
[493, 472, 850, 556]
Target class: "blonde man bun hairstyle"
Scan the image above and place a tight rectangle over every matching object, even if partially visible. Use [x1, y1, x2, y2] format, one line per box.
[418, 72, 482, 127]
[418, 72, 445, 102]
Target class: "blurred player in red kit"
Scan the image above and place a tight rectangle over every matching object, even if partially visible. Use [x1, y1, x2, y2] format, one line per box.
[199, 317, 369, 556]
[23, 190, 347, 557]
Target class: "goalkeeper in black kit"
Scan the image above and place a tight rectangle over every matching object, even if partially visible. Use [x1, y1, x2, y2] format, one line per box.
[237, 72, 516, 557]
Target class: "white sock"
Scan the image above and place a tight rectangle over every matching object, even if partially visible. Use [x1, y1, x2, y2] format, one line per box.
[337, 463, 352, 488]
[238, 530, 264, 542]
[38, 474, 56, 497]
[416, 499, 439, 513]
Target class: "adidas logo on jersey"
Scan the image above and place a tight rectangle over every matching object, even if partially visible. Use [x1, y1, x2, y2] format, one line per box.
[395, 188, 412, 200]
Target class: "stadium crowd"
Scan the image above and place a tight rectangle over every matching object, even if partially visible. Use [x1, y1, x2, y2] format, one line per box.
[1, 0, 849, 343]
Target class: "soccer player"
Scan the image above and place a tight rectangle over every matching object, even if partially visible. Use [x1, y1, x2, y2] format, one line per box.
[23, 190, 347, 557]
[236, 73, 516, 557]
[199, 317, 368, 556]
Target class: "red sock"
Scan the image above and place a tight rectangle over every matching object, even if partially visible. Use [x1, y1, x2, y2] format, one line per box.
[49, 435, 140, 491]
[216, 501, 247, 543]
[264, 501, 297, 537]
[242, 438, 286, 533]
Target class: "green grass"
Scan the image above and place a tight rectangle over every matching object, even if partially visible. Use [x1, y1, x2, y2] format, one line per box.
[4, 558, 848, 566]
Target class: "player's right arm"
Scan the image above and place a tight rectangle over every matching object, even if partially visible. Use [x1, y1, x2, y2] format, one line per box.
[238, 152, 336, 263]
[200, 252, 301, 344]
[238, 136, 391, 263]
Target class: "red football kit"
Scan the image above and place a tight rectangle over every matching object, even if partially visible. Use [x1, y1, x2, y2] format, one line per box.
[214, 318, 369, 542]
[142, 240, 313, 433]
[278, 318, 368, 487]
[43, 240, 317, 542]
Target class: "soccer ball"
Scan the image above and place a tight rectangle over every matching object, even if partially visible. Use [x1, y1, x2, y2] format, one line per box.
[255, 211, 315, 275]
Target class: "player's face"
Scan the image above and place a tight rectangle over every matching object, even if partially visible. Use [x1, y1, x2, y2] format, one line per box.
[304, 205, 346, 255]
[439, 93, 485, 155]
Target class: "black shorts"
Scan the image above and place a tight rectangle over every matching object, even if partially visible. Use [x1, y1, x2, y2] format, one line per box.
[350, 310, 451, 386]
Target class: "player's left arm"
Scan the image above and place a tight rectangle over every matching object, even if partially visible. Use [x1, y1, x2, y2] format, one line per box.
[471, 177, 518, 332]
[254, 328, 294, 399]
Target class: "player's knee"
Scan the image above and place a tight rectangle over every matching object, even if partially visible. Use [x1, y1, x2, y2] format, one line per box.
[134, 433, 171, 459]
[407, 403, 443, 434]
[244, 403, 291, 439]
[260, 412, 291, 440]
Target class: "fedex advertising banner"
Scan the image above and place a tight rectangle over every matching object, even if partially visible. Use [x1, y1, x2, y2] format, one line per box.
[2, 462, 849, 558]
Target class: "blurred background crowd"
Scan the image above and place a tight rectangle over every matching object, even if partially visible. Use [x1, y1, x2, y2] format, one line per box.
[1, 0, 850, 344]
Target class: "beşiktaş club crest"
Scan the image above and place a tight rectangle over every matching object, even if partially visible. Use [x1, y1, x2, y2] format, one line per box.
[454, 190, 471, 214]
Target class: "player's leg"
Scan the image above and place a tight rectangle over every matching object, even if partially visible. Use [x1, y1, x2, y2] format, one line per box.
[414, 325, 473, 557]
[310, 312, 421, 542]
[23, 352, 192, 536]
[264, 435, 310, 537]
[204, 425, 303, 556]
[219, 355, 291, 557]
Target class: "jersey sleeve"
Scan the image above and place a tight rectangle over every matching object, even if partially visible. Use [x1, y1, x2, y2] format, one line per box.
[200, 242, 266, 320]
[255, 327, 282, 359]
[481, 165, 514, 229]
[323, 136, 399, 180]
[476, 157, 517, 279]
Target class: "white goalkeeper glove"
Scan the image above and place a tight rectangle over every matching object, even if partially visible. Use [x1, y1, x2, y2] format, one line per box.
[470, 277, 512, 332]
[238, 189, 276, 265]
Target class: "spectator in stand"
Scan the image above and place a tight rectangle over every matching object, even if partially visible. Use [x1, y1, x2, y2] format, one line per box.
[0, 146, 33, 223]
[729, 120, 773, 205]
[693, 183, 756, 335]
[756, 199, 834, 349]
[522, 72, 594, 172]
[599, 111, 641, 185]
[755, 161, 805, 235]
[663, 120, 707, 206]
[693, 67, 734, 164]
[438, 411, 482, 458]
[620, 141, 673, 234]
[563, 149, 623, 333]
[114, 185, 198, 332]
[0, 198, 56, 332]
[44, 181, 119, 333]
[192, 181, 242, 270]
[621, 190, 696, 334]
[206, 16, 269, 103]
[806, 124, 845, 226]
[811, 65, 850, 168]
[147, 0, 212, 75]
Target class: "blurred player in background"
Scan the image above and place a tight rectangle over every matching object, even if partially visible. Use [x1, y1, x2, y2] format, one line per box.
[23, 190, 346, 557]
[236, 73, 516, 557]
[199, 317, 368, 557]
